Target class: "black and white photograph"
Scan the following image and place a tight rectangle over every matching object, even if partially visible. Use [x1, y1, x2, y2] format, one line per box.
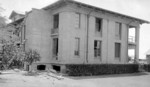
[0, 0, 150, 87]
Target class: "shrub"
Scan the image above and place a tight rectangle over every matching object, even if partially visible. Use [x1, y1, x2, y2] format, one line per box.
[66, 64, 139, 76]
[143, 64, 150, 72]
[0, 63, 4, 70]
[24, 49, 41, 65]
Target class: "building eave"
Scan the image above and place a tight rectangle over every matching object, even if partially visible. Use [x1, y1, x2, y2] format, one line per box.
[8, 17, 24, 25]
[42, 0, 149, 24]
[9, 11, 25, 19]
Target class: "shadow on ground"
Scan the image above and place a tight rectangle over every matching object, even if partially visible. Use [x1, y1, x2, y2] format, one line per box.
[67, 72, 150, 80]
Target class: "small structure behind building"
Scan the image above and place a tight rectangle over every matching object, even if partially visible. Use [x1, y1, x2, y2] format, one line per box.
[146, 49, 150, 64]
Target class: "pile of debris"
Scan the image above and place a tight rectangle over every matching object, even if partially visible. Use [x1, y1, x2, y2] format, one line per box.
[24, 69, 64, 80]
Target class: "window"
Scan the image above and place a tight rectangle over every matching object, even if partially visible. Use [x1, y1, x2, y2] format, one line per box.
[115, 22, 122, 40]
[95, 18, 102, 32]
[115, 43, 121, 58]
[74, 38, 80, 56]
[52, 65, 60, 72]
[53, 38, 58, 59]
[16, 43, 20, 48]
[53, 14, 59, 29]
[128, 26, 136, 43]
[75, 13, 80, 28]
[94, 40, 102, 59]
[37, 65, 46, 71]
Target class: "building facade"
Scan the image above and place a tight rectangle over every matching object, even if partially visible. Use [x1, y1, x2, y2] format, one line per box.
[9, 0, 149, 72]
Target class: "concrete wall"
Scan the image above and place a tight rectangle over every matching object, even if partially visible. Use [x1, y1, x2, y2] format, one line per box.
[24, 4, 141, 68]
[57, 5, 140, 64]
[60, 12, 87, 64]
[25, 9, 52, 63]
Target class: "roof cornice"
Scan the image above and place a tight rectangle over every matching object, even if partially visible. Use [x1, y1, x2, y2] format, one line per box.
[43, 0, 149, 24]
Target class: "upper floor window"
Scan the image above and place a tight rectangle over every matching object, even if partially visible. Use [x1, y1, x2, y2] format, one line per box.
[115, 22, 122, 40]
[95, 18, 102, 32]
[75, 13, 81, 28]
[95, 18, 102, 37]
[53, 14, 59, 29]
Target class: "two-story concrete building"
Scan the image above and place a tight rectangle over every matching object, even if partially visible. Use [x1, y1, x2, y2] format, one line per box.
[9, 0, 149, 72]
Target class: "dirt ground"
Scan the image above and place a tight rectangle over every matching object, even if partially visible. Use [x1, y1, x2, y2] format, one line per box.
[0, 70, 150, 87]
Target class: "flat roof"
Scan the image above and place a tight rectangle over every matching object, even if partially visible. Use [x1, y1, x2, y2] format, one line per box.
[43, 0, 149, 24]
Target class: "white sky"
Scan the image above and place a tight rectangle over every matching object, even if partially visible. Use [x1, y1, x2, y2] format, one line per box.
[0, 0, 150, 59]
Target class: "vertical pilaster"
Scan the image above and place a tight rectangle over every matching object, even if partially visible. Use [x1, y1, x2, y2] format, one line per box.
[135, 25, 140, 63]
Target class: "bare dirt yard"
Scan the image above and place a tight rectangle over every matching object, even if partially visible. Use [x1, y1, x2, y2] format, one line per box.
[0, 70, 150, 87]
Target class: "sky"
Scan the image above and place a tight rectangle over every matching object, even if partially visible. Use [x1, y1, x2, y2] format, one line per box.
[0, 0, 150, 59]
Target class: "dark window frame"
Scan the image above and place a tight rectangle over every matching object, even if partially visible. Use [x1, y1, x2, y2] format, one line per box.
[75, 12, 81, 28]
[53, 14, 59, 29]
[74, 37, 80, 56]
[52, 38, 59, 59]
[94, 40, 102, 59]
[115, 43, 121, 58]
[95, 18, 102, 32]
[115, 22, 122, 40]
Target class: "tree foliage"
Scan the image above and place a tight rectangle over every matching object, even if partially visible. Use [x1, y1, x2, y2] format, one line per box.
[0, 5, 41, 70]
[0, 25, 40, 69]
[0, 5, 6, 28]
[0, 43, 41, 69]
[1, 43, 24, 69]
[24, 49, 41, 65]
[0, 25, 22, 69]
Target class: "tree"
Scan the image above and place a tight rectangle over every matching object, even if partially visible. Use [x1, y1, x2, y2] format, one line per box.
[0, 21, 40, 69]
[0, 5, 6, 28]
[0, 5, 40, 70]
[1, 43, 41, 69]
[0, 25, 19, 69]
[1, 43, 25, 69]
[0, 16, 6, 27]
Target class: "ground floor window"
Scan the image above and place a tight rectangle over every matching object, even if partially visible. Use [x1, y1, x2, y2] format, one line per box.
[52, 38, 58, 60]
[115, 43, 121, 59]
[94, 40, 102, 59]
[74, 38, 80, 56]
